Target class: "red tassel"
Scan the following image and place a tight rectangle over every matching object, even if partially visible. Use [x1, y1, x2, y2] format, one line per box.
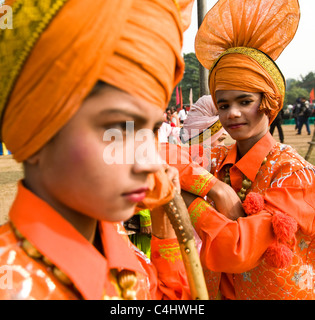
[264, 243, 293, 269]
[242, 192, 264, 215]
[272, 212, 297, 242]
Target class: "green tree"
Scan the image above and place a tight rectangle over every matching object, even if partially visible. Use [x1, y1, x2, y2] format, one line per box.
[169, 53, 200, 108]
[284, 85, 309, 106]
[299, 72, 315, 93]
[284, 71, 315, 105]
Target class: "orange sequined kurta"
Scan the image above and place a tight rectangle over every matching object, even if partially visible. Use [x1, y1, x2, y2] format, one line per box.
[0, 182, 190, 300]
[187, 132, 315, 300]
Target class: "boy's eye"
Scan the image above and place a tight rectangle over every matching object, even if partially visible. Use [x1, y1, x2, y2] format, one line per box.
[240, 100, 253, 105]
[218, 104, 229, 110]
[112, 122, 127, 131]
[104, 121, 134, 133]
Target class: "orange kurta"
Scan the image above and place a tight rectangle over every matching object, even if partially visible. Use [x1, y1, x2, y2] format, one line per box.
[187, 132, 315, 299]
[0, 182, 190, 300]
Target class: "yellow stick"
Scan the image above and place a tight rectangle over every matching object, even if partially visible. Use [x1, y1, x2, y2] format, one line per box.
[163, 192, 209, 300]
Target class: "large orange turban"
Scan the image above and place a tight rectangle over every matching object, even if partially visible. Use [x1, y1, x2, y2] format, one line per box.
[195, 0, 300, 124]
[0, 0, 194, 162]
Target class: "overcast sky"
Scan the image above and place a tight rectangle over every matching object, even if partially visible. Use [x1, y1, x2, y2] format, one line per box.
[183, 0, 315, 80]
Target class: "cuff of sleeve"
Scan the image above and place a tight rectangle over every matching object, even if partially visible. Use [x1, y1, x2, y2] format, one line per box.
[188, 197, 228, 236]
[199, 174, 217, 197]
[151, 236, 182, 266]
[183, 171, 218, 198]
[188, 198, 207, 230]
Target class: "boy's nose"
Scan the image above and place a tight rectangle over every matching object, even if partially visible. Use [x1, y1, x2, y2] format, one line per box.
[132, 134, 163, 174]
[227, 105, 241, 118]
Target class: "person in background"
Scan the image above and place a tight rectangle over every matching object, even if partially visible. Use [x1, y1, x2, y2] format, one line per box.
[297, 98, 311, 135]
[178, 105, 188, 124]
[164, 108, 172, 123]
[292, 98, 301, 130]
[170, 106, 180, 127]
[169, 122, 181, 144]
[158, 117, 173, 144]
[269, 109, 284, 143]
[124, 208, 152, 259]
[181, 95, 228, 149]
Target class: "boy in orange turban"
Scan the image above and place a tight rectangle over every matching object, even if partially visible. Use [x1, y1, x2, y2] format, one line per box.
[180, 0, 315, 300]
[0, 0, 195, 300]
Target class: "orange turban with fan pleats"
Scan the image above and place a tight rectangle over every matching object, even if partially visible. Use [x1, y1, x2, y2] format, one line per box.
[0, 0, 194, 162]
[195, 0, 300, 124]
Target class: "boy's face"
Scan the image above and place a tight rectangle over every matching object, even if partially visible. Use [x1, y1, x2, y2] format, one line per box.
[211, 133, 227, 148]
[34, 85, 164, 222]
[216, 90, 269, 144]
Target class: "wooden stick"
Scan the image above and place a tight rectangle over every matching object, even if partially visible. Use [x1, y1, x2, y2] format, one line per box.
[305, 124, 315, 161]
[163, 192, 209, 300]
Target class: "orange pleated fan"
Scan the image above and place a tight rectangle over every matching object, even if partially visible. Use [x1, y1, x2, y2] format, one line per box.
[195, 0, 300, 70]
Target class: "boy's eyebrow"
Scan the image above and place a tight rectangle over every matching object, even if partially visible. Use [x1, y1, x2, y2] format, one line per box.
[236, 94, 254, 99]
[99, 108, 147, 122]
[99, 108, 164, 125]
[216, 98, 227, 104]
[217, 93, 254, 104]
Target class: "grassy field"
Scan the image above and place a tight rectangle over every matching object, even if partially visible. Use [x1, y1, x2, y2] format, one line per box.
[0, 124, 314, 225]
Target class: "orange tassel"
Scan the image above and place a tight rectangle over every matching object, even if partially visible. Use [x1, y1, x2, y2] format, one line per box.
[272, 212, 297, 242]
[264, 243, 293, 269]
[242, 192, 264, 215]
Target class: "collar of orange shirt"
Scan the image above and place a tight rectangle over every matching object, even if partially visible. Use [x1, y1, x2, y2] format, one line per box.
[217, 131, 277, 182]
[9, 181, 146, 300]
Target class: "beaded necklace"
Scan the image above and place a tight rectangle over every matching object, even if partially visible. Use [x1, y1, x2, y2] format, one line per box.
[12, 224, 137, 300]
[223, 157, 267, 201]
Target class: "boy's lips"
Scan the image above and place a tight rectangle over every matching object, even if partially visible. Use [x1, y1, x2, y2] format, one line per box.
[122, 187, 148, 203]
[228, 123, 246, 129]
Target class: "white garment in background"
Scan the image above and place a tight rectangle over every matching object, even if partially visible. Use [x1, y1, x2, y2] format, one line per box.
[158, 122, 172, 143]
[178, 109, 187, 121]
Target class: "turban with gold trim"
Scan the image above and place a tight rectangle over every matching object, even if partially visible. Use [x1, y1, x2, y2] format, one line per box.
[195, 0, 300, 124]
[0, 0, 194, 162]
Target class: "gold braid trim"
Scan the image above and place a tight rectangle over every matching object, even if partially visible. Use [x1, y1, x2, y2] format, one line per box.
[185, 119, 223, 146]
[158, 243, 182, 263]
[0, 0, 68, 123]
[209, 47, 285, 97]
